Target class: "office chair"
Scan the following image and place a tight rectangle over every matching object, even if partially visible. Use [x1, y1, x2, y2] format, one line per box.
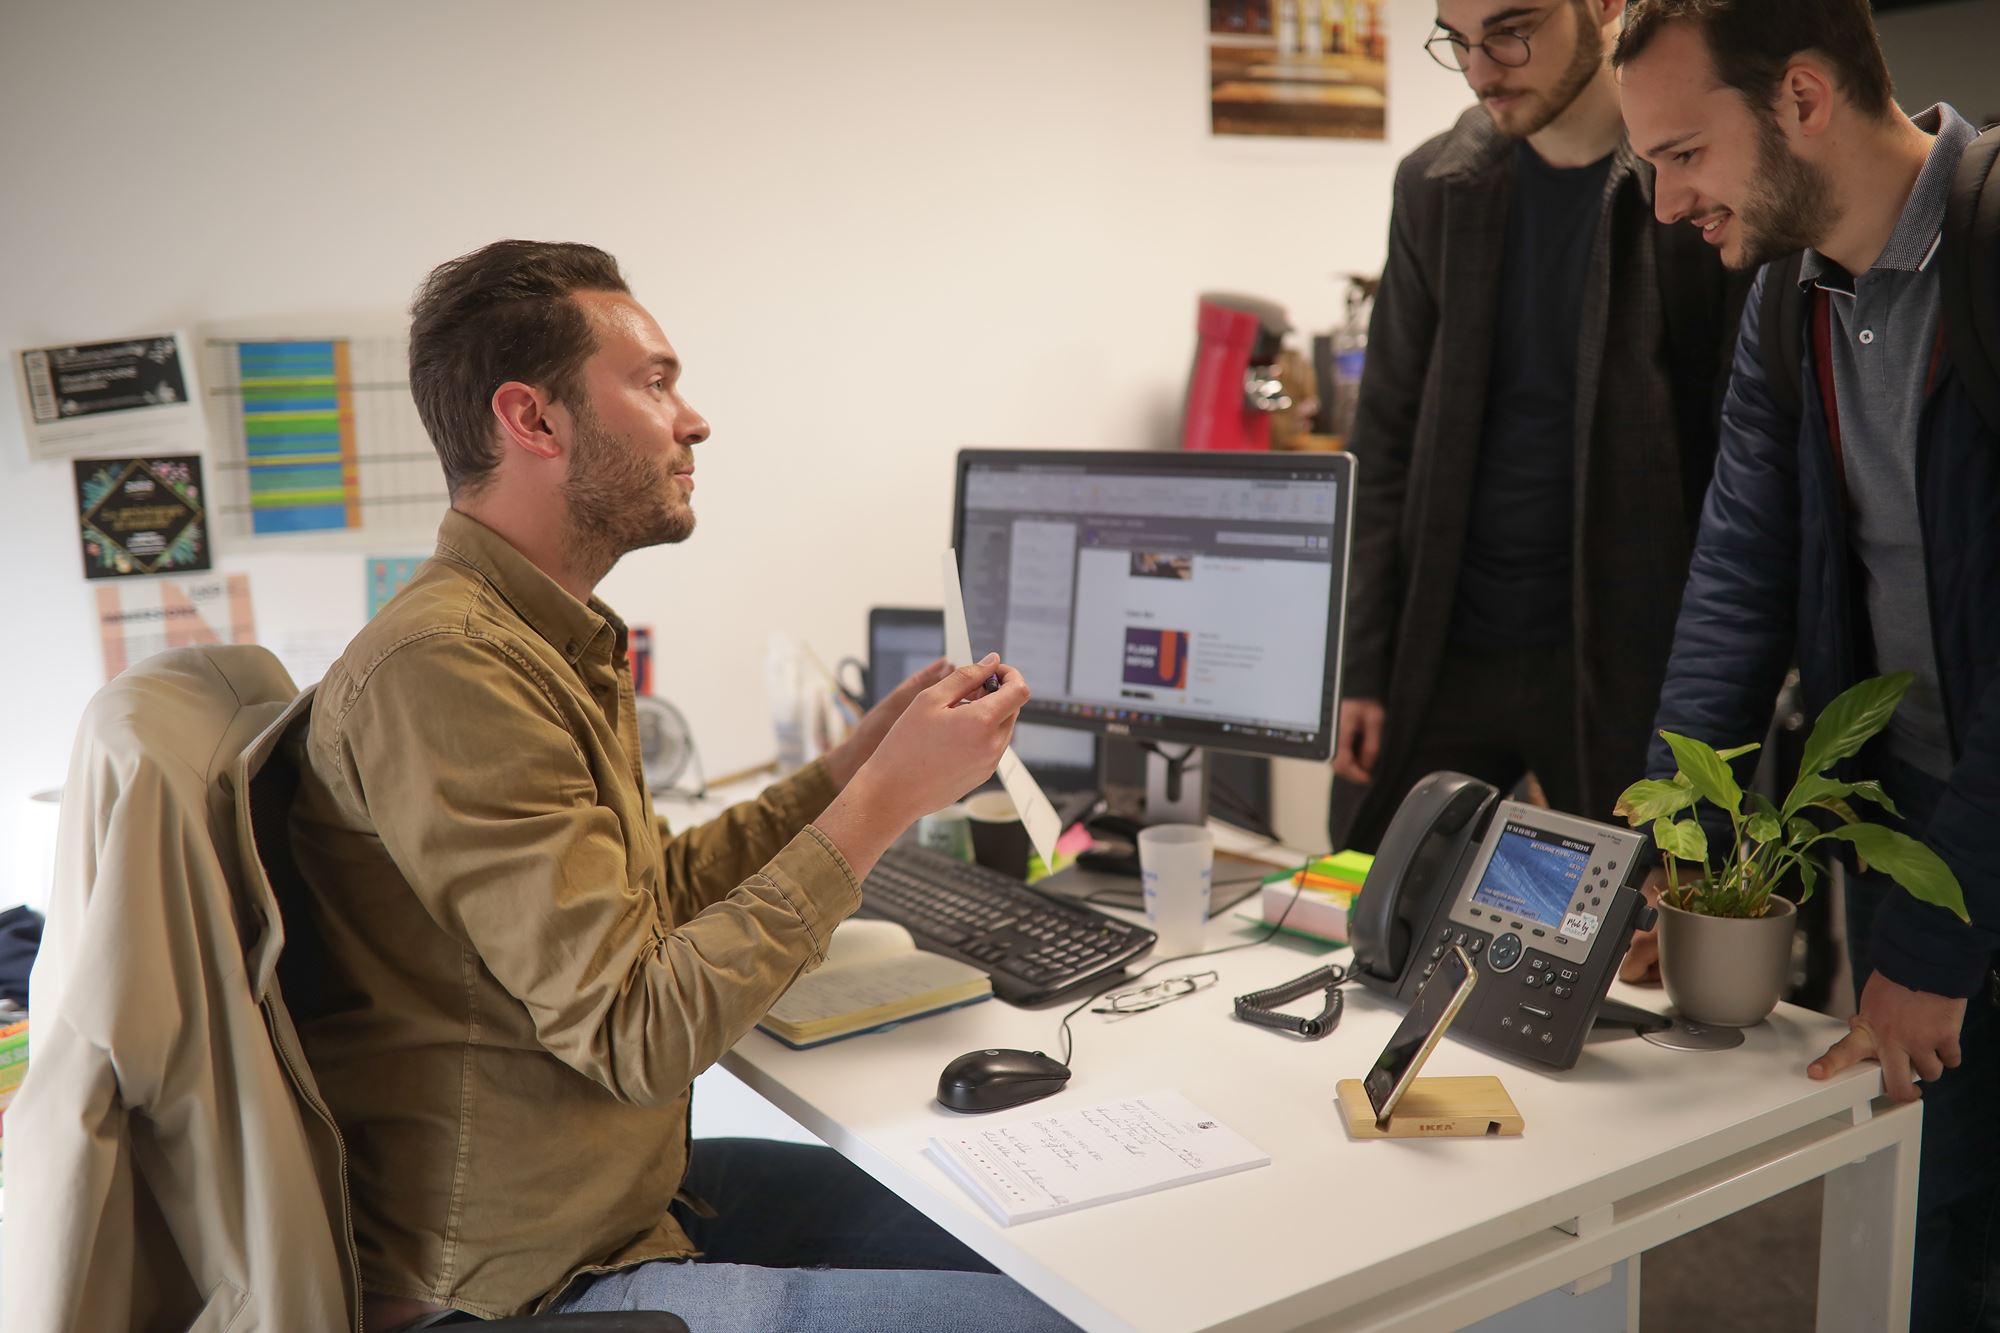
[5, 646, 684, 1332]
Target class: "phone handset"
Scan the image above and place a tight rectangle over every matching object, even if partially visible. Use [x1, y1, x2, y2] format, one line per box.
[1348, 773, 1500, 988]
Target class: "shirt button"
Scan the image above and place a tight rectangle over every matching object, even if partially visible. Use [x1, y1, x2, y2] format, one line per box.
[1858, 329, 1875, 345]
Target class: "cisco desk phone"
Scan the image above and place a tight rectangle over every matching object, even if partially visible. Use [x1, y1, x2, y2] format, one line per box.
[1349, 772, 1666, 1071]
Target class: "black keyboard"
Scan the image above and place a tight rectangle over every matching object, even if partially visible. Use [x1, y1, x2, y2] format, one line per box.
[859, 844, 1156, 1005]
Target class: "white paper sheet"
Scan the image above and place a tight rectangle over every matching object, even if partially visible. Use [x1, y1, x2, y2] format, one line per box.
[941, 549, 1062, 868]
[926, 1089, 1269, 1225]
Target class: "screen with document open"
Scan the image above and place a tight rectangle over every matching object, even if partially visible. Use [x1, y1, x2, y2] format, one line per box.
[952, 450, 1352, 762]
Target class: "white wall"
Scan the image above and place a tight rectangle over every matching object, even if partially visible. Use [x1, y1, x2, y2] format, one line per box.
[0, 0, 1469, 901]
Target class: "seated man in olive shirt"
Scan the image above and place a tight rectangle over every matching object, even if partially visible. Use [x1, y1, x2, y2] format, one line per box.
[289, 240, 1076, 1332]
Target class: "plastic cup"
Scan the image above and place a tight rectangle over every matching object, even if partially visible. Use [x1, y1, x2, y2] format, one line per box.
[1138, 824, 1214, 956]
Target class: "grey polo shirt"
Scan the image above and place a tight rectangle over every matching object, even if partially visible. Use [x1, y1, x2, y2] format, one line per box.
[1800, 103, 1977, 780]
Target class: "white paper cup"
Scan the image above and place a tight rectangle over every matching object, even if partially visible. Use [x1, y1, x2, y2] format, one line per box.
[1138, 824, 1214, 957]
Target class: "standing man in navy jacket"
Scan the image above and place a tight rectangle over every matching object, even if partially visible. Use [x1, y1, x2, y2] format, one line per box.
[1614, 2, 2000, 1325]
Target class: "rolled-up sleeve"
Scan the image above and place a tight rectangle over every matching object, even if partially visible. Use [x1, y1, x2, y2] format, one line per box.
[658, 760, 842, 920]
[325, 633, 859, 1108]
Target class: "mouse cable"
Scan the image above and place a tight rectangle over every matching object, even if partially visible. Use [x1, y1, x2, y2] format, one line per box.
[1055, 847, 1344, 1068]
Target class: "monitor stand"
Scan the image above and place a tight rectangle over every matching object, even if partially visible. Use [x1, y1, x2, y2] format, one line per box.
[1100, 737, 1210, 828]
[1036, 741, 1271, 917]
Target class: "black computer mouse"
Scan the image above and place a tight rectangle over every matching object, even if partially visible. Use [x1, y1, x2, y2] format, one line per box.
[936, 1048, 1073, 1113]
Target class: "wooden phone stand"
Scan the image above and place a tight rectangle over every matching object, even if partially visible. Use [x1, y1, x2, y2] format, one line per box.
[1335, 1076, 1525, 1140]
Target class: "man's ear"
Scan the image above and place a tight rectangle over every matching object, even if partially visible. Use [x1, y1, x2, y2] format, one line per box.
[1597, 0, 1628, 35]
[1779, 57, 1839, 140]
[491, 381, 563, 462]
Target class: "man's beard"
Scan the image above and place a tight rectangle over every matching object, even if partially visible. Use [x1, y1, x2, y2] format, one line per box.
[1482, 0, 1601, 139]
[1729, 113, 1843, 272]
[561, 401, 694, 584]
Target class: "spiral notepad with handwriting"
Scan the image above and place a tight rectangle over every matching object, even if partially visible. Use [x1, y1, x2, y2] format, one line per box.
[926, 1089, 1269, 1225]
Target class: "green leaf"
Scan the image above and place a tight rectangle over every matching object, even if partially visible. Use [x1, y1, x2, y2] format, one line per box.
[1830, 824, 1969, 923]
[1746, 810, 1782, 845]
[1652, 816, 1709, 865]
[1614, 778, 1696, 825]
[1661, 730, 1744, 815]
[1715, 742, 1762, 763]
[1784, 773, 1906, 821]
[1786, 816, 1819, 847]
[1796, 673, 1912, 782]
[1842, 780, 1902, 818]
[1797, 856, 1820, 906]
[1813, 797, 1861, 826]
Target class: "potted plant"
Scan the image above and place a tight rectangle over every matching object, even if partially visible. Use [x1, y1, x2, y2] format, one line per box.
[1614, 673, 1969, 1027]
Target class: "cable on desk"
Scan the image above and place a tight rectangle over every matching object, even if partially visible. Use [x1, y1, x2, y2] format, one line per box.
[1232, 963, 1350, 1039]
[1055, 848, 1333, 1069]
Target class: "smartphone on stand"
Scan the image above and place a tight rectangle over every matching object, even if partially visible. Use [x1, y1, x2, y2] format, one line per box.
[1364, 944, 1477, 1128]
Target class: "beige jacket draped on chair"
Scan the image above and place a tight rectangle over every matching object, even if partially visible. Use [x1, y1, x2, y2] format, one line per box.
[3, 646, 358, 1333]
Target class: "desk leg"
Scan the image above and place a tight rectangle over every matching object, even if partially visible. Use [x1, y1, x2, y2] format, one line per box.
[1817, 1101, 1918, 1333]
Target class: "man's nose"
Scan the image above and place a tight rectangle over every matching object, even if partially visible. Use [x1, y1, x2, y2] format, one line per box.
[677, 403, 710, 447]
[1654, 172, 1695, 226]
[1461, 45, 1505, 87]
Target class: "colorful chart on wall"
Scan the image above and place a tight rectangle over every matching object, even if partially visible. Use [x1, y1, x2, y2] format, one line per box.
[366, 554, 425, 618]
[201, 330, 447, 539]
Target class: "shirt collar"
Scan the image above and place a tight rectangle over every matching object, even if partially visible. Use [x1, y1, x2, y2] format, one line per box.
[433, 508, 622, 666]
[1800, 103, 1977, 289]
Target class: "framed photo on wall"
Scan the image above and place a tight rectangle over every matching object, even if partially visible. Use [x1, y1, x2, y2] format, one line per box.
[1209, 0, 1387, 139]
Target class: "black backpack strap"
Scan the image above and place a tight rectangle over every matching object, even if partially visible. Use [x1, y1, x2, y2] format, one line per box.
[1940, 125, 2000, 435]
[1652, 210, 1738, 521]
[1760, 251, 1807, 425]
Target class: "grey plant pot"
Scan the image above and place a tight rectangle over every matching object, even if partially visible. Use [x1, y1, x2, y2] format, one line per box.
[1657, 895, 1798, 1027]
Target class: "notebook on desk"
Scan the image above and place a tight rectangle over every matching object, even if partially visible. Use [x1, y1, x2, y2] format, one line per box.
[758, 920, 992, 1049]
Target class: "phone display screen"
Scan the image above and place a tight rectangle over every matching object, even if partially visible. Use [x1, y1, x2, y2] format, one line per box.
[1364, 945, 1476, 1122]
[1468, 821, 1594, 928]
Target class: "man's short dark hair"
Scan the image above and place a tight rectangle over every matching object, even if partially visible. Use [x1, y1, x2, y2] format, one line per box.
[408, 240, 630, 497]
[1612, 0, 1894, 121]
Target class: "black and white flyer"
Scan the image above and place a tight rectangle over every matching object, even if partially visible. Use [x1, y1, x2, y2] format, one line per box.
[14, 331, 206, 459]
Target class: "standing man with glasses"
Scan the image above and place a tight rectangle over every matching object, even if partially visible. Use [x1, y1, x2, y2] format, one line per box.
[1330, 0, 1744, 851]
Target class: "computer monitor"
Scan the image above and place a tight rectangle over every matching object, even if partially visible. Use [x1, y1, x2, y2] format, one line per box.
[950, 449, 1354, 767]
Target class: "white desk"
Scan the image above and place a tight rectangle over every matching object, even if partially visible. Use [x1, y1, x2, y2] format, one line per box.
[719, 858, 1917, 1333]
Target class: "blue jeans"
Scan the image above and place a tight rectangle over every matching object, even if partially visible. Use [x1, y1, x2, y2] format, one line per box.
[1847, 757, 2000, 1331]
[552, 1138, 1080, 1332]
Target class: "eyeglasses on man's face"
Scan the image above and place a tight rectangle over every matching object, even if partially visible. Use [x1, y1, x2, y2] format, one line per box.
[1424, 4, 1562, 73]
